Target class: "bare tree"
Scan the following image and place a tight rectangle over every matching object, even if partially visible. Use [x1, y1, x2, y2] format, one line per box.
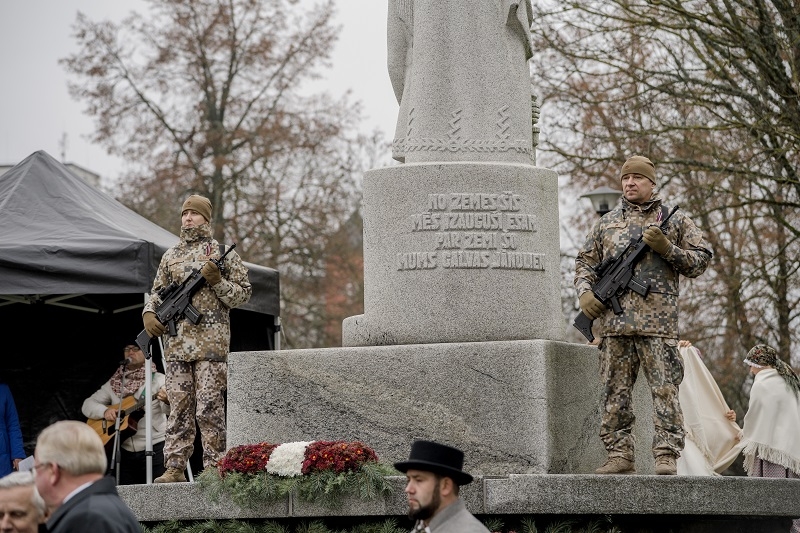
[530, 0, 800, 410]
[62, 0, 371, 348]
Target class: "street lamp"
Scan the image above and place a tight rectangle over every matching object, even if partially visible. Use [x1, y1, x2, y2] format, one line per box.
[580, 186, 623, 216]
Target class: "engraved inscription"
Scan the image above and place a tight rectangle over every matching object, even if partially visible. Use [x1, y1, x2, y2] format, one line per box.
[397, 252, 437, 271]
[399, 191, 545, 271]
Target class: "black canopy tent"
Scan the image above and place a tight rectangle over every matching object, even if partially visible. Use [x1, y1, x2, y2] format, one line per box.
[0, 151, 279, 455]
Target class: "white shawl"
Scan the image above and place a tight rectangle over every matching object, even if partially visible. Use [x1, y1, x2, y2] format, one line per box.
[741, 368, 800, 475]
[677, 345, 743, 475]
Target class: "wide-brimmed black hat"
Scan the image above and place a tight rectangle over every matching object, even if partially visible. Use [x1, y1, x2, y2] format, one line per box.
[394, 440, 473, 485]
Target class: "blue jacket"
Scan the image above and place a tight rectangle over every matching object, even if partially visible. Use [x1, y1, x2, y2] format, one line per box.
[0, 384, 25, 477]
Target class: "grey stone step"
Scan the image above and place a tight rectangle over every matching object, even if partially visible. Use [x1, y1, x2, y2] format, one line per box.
[119, 474, 800, 523]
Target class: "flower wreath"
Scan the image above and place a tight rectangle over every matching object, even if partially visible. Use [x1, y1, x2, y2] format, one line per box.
[198, 440, 399, 508]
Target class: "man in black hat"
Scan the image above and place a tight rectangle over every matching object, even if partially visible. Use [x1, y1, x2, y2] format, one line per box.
[394, 440, 489, 533]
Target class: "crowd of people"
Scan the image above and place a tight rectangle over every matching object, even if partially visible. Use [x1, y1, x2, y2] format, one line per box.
[1, 165, 799, 533]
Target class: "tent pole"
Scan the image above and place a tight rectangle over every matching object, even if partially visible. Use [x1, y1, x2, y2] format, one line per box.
[144, 354, 153, 484]
[274, 316, 281, 351]
[144, 293, 153, 484]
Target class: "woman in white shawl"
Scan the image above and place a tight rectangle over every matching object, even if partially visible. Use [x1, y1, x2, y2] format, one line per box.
[676, 341, 743, 476]
[729, 344, 800, 533]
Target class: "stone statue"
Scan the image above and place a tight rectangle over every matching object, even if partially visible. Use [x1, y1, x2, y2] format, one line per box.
[387, 0, 535, 165]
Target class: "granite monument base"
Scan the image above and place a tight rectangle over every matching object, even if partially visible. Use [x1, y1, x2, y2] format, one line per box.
[120, 472, 800, 532]
[344, 163, 563, 347]
[227, 340, 656, 475]
[115, 341, 800, 531]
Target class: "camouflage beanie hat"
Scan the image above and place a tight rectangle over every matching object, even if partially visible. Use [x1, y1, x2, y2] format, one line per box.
[181, 194, 212, 223]
[745, 343, 800, 397]
[620, 155, 657, 187]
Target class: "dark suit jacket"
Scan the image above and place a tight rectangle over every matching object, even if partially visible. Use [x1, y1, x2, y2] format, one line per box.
[45, 476, 140, 533]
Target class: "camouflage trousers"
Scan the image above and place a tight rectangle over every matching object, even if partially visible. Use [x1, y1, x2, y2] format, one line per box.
[163, 360, 227, 471]
[598, 336, 684, 461]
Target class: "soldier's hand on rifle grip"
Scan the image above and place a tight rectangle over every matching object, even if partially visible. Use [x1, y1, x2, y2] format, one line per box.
[643, 226, 671, 255]
[579, 292, 605, 319]
[143, 311, 167, 337]
[201, 261, 222, 286]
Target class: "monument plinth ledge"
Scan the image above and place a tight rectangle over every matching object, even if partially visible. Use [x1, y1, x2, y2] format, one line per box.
[344, 162, 562, 347]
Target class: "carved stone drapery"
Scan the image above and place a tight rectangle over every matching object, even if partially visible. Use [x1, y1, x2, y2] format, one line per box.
[388, 0, 535, 165]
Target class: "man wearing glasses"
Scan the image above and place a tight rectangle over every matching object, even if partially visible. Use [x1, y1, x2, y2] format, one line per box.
[81, 342, 169, 484]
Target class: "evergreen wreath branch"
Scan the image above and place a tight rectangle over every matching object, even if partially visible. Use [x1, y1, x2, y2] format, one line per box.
[197, 441, 400, 509]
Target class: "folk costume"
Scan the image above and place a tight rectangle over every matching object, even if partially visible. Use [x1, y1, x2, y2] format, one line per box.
[740, 344, 800, 532]
[81, 364, 168, 484]
[741, 345, 800, 476]
[676, 344, 742, 476]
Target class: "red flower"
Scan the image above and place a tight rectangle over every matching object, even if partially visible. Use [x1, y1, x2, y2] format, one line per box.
[301, 441, 378, 474]
[217, 440, 380, 477]
[218, 442, 278, 476]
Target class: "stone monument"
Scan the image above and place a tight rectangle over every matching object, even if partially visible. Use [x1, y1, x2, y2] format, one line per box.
[228, 0, 659, 477]
[116, 7, 800, 530]
[342, 0, 563, 347]
[387, 0, 535, 165]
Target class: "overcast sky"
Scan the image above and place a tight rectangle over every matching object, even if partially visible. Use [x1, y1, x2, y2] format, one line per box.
[0, 1, 396, 186]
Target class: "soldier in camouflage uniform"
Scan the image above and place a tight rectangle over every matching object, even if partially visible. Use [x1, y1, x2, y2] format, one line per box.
[142, 194, 252, 483]
[574, 156, 712, 475]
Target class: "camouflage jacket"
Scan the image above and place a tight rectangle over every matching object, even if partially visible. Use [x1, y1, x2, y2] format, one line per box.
[574, 194, 712, 338]
[143, 224, 252, 362]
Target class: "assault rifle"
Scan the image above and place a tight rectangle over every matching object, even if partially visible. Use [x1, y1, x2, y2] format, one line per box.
[136, 244, 236, 358]
[573, 206, 679, 342]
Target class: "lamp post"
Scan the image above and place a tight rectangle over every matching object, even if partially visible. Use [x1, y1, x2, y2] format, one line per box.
[580, 186, 623, 216]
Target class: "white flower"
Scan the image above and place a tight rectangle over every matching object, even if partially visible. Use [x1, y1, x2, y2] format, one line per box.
[266, 441, 314, 477]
